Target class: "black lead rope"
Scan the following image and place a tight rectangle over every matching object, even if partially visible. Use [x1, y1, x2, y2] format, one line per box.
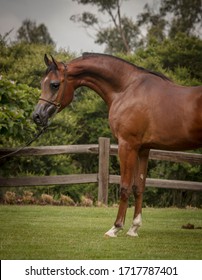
[0, 125, 48, 161]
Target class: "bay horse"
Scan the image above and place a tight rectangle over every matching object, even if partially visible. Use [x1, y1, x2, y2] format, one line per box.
[33, 53, 202, 237]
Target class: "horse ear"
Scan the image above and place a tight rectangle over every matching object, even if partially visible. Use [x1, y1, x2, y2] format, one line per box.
[50, 55, 59, 70]
[44, 54, 51, 66]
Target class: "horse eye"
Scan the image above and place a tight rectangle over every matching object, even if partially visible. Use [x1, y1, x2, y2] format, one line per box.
[50, 82, 60, 90]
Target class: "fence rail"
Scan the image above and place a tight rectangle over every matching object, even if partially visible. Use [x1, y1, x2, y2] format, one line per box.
[0, 137, 202, 204]
[0, 144, 202, 164]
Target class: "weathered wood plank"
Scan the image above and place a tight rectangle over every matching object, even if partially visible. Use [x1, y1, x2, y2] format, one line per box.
[109, 145, 202, 164]
[146, 178, 202, 191]
[98, 138, 110, 204]
[1, 145, 201, 165]
[109, 175, 202, 191]
[0, 145, 99, 157]
[1, 174, 201, 191]
[149, 150, 202, 165]
[0, 174, 98, 187]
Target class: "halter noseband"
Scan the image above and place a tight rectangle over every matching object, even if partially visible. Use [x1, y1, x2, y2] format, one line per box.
[38, 98, 62, 109]
[39, 62, 67, 109]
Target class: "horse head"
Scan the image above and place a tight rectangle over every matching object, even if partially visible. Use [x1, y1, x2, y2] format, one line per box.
[32, 54, 74, 127]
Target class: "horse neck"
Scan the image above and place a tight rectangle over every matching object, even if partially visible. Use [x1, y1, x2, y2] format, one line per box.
[67, 55, 133, 107]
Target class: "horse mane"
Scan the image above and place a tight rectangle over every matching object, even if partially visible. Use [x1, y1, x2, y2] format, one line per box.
[82, 52, 171, 81]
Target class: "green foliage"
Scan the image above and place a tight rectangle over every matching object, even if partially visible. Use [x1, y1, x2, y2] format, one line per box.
[0, 76, 39, 144]
[156, 34, 202, 81]
[69, 91, 111, 144]
[0, 42, 72, 88]
[96, 17, 140, 53]
[119, 34, 202, 84]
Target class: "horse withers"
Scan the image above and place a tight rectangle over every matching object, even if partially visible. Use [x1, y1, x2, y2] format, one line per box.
[33, 53, 202, 237]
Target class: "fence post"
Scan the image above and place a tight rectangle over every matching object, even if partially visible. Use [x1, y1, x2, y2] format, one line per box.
[98, 137, 110, 205]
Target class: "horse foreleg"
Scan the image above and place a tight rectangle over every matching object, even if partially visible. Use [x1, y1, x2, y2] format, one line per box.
[127, 149, 150, 237]
[105, 141, 138, 237]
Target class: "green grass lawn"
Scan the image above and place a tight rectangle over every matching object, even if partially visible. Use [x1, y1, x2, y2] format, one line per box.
[0, 205, 201, 260]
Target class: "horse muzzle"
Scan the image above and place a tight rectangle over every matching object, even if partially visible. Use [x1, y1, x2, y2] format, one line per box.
[32, 103, 57, 127]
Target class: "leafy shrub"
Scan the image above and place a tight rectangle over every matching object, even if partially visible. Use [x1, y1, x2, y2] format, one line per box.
[0, 75, 39, 144]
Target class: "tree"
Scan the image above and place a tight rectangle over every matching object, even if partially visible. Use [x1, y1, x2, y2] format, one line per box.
[95, 17, 140, 53]
[137, 3, 167, 44]
[160, 0, 202, 38]
[137, 0, 202, 44]
[71, 0, 202, 52]
[70, 0, 141, 53]
[17, 19, 55, 45]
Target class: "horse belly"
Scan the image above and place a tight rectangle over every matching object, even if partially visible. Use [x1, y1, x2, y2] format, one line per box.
[109, 86, 202, 151]
[148, 102, 202, 150]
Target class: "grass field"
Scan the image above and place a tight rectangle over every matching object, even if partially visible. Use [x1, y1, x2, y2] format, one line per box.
[0, 205, 202, 260]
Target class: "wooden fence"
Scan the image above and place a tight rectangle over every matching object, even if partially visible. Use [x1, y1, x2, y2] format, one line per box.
[0, 137, 202, 204]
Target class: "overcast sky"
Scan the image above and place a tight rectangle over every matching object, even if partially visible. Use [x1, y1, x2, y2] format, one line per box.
[0, 0, 149, 54]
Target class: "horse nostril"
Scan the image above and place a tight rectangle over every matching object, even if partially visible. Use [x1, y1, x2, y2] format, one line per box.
[33, 113, 41, 124]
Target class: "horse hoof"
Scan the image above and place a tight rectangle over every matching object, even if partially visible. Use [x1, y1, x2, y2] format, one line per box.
[104, 226, 122, 237]
[126, 231, 139, 237]
[104, 233, 117, 238]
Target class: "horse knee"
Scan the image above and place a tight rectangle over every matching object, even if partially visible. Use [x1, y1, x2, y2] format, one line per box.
[120, 186, 131, 201]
